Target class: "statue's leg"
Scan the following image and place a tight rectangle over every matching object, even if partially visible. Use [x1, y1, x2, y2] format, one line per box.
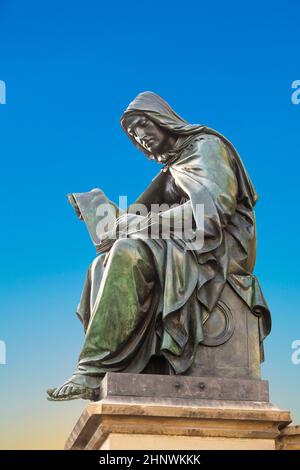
[77, 238, 157, 373]
[47, 238, 158, 401]
[76, 253, 106, 332]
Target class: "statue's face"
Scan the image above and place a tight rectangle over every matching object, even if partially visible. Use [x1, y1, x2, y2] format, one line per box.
[126, 115, 171, 155]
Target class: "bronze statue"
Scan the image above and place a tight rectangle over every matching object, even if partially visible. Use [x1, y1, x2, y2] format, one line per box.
[47, 92, 271, 401]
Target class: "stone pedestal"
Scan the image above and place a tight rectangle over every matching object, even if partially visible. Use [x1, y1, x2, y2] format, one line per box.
[188, 283, 261, 379]
[65, 373, 291, 450]
[276, 426, 300, 450]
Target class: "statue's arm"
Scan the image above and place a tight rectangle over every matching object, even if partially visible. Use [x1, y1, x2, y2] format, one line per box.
[193, 136, 238, 228]
[127, 170, 169, 213]
[112, 137, 238, 247]
[171, 136, 239, 228]
[147, 136, 239, 252]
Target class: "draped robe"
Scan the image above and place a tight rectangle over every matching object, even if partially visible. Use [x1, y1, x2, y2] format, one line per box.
[72, 92, 271, 384]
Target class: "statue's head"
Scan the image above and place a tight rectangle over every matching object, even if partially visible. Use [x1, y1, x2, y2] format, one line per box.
[120, 91, 192, 161]
[122, 113, 176, 158]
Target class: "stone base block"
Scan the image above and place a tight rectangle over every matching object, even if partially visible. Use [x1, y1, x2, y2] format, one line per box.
[276, 426, 300, 450]
[65, 373, 291, 450]
[99, 372, 269, 402]
[101, 434, 276, 450]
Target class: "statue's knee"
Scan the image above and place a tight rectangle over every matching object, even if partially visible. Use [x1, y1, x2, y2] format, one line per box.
[110, 238, 140, 261]
[90, 253, 105, 271]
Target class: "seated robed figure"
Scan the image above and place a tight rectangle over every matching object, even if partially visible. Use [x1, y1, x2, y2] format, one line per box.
[47, 92, 270, 401]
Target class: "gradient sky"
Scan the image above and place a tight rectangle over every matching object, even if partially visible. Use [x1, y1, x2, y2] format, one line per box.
[0, 0, 299, 449]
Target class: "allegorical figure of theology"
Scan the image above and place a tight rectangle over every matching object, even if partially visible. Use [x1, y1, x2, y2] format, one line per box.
[47, 92, 271, 401]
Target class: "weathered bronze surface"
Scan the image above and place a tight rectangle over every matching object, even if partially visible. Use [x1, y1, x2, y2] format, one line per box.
[47, 92, 271, 401]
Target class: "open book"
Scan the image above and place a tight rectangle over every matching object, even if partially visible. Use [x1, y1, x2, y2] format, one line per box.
[67, 189, 120, 254]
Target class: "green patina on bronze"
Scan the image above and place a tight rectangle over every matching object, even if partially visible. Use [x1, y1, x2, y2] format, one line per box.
[47, 92, 270, 401]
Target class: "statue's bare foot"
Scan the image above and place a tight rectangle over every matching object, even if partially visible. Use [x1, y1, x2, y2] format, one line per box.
[47, 379, 99, 401]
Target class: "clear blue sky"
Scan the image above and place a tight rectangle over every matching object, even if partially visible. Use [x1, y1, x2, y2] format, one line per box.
[0, 0, 299, 449]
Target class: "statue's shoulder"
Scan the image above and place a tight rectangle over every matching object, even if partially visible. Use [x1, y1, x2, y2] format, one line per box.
[175, 133, 234, 176]
[180, 133, 225, 159]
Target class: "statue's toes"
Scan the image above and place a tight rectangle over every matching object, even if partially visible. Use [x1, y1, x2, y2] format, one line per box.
[52, 387, 62, 398]
[61, 385, 72, 397]
[50, 385, 67, 398]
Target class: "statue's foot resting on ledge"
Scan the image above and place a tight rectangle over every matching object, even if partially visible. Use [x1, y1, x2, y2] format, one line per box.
[47, 376, 101, 401]
[47, 382, 99, 401]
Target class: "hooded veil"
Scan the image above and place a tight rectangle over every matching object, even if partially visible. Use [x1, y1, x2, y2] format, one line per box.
[121, 91, 258, 207]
